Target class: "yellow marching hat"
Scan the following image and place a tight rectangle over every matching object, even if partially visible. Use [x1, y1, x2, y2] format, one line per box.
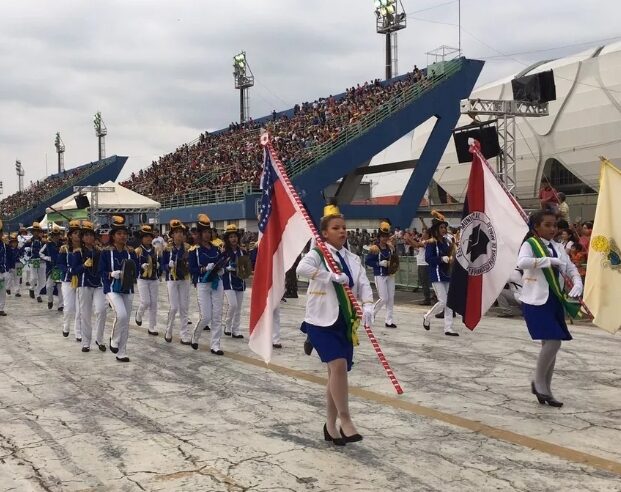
[322, 198, 341, 218]
[378, 220, 392, 237]
[169, 219, 186, 233]
[139, 224, 155, 237]
[81, 220, 96, 233]
[31, 221, 43, 231]
[197, 214, 211, 231]
[68, 220, 82, 232]
[110, 215, 129, 234]
[223, 224, 240, 238]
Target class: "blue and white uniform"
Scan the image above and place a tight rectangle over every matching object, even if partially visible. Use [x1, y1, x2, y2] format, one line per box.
[0, 238, 7, 313]
[365, 245, 396, 326]
[135, 246, 160, 334]
[161, 243, 192, 343]
[423, 237, 456, 334]
[58, 244, 82, 338]
[72, 246, 106, 349]
[222, 247, 246, 337]
[40, 239, 63, 307]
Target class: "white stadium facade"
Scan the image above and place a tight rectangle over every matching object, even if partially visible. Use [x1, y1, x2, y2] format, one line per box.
[372, 42, 621, 203]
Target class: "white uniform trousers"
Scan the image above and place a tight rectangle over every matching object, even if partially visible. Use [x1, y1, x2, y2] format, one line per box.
[0, 275, 6, 311]
[9, 267, 21, 295]
[224, 289, 244, 336]
[373, 275, 396, 325]
[137, 279, 159, 332]
[194, 282, 224, 350]
[34, 265, 46, 296]
[23, 263, 32, 286]
[425, 281, 455, 333]
[62, 282, 82, 338]
[166, 280, 190, 342]
[108, 292, 133, 358]
[78, 286, 107, 349]
[272, 306, 281, 344]
[45, 275, 63, 306]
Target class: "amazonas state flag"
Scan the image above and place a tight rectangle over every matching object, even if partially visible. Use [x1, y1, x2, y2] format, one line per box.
[447, 140, 529, 330]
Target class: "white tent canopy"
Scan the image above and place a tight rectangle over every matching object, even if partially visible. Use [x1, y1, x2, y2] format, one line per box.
[46, 181, 160, 215]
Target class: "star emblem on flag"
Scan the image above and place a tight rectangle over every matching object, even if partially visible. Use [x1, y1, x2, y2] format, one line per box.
[466, 224, 490, 262]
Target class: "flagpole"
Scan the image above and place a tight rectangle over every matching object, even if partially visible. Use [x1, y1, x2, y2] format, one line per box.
[469, 139, 594, 319]
[264, 138, 404, 395]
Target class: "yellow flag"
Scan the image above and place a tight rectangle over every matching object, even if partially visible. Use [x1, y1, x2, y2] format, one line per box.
[583, 158, 621, 334]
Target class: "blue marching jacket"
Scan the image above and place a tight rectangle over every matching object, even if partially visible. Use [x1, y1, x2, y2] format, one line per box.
[56, 245, 74, 283]
[7, 245, 18, 270]
[222, 247, 246, 292]
[365, 246, 392, 277]
[425, 238, 453, 283]
[0, 242, 6, 274]
[135, 246, 159, 280]
[188, 244, 223, 285]
[40, 240, 61, 276]
[71, 247, 103, 288]
[161, 243, 190, 281]
[100, 247, 139, 294]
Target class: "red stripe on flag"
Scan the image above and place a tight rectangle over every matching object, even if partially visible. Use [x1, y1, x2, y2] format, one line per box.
[249, 180, 296, 332]
[464, 153, 485, 329]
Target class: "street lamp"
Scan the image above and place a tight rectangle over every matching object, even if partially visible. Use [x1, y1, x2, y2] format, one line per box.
[374, 0, 407, 80]
[233, 51, 255, 124]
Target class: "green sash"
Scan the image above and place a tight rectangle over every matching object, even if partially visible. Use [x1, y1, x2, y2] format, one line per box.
[313, 248, 360, 346]
[526, 237, 581, 319]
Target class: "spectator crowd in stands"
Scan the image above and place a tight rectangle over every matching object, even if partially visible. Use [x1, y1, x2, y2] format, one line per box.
[121, 67, 430, 202]
[0, 163, 97, 218]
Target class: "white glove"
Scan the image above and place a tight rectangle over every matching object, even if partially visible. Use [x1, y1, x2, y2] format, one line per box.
[206, 263, 215, 271]
[568, 283, 583, 298]
[378, 260, 389, 267]
[111, 270, 122, 279]
[40, 255, 51, 262]
[441, 256, 450, 263]
[549, 257, 562, 267]
[362, 304, 374, 327]
[141, 263, 149, 270]
[226, 265, 236, 272]
[217, 269, 225, 276]
[330, 272, 349, 285]
[168, 260, 175, 269]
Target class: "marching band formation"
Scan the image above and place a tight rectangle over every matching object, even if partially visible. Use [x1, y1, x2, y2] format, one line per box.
[0, 214, 254, 362]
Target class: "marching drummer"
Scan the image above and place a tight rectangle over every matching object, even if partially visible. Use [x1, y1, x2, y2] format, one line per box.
[58, 220, 83, 339]
[39, 225, 64, 310]
[222, 224, 247, 340]
[188, 214, 225, 353]
[135, 225, 160, 336]
[365, 221, 398, 328]
[161, 219, 192, 345]
[100, 215, 138, 362]
[72, 220, 107, 350]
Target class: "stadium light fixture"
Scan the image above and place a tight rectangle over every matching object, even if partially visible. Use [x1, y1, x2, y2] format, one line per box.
[55, 132, 65, 173]
[374, 0, 406, 80]
[233, 51, 255, 123]
[93, 112, 107, 161]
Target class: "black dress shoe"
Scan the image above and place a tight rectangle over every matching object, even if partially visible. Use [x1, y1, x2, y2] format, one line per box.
[15, 293, 21, 297]
[147, 330, 159, 336]
[6, 289, 10, 295]
[37, 296, 43, 303]
[95, 341, 107, 352]
[48, 301, 53, 309]
[422, 316, 430, 331]
[546, 397, 564, 408]
[323, 424, 345, 446]
[435, 313, 444, 319]
[0, 311, 7, 316]
[203, 325, 210, 331]
[187, 320, 193, 325]
[135, 315, 142, 326]
[444, 331, 459, 337]
[81, 347, 90, 352]
[26, 282, 30, 286]
[211, 349, 224, 356]
[57, 306, 63, 312]
[303, 338, 313, 356]
[116, 356, 130, 363]
[62, 331, 69, 337]
[232, 334, 244, 339]
[76, 338, 82, 342]
[165, 335, 172, 343]
[29, 290, 35, 298]
[272, 343, 283, 349]
[109, 337, 119, 353]
[191, 342, 198, 350]
[180, 340, 192, 346]
[339, 428, 363, 443]
[385, 323, 397, 328]
[224, 331, 232, 336]
[531, 381, 547, 405]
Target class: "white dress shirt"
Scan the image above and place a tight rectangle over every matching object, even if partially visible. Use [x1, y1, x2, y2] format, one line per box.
[297, 244, 373, 326]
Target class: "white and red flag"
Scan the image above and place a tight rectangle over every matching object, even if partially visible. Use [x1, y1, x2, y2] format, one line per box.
[447, 140, 529, 329]
[249, 142, 313, 362]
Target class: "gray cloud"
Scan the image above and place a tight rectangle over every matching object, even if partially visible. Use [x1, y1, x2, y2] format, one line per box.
[1, 0, 619, 195]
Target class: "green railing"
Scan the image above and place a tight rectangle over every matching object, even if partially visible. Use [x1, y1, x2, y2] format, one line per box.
[159, 182, 259, 209]
[2, 158, 110, 219]
[285, 58, 465, 177]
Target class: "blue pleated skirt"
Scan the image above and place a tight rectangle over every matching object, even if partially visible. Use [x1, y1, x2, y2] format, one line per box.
[301, 311, 354, 371]
[522, 288, 572, 341]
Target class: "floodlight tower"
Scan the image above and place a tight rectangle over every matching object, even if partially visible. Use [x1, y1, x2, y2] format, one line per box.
[55, 132, 65, 173]
[15, 160, 25, 192]
[374, 0, 407, 80]
[93, 111, 107, 161]
[233, 51, 255, 124]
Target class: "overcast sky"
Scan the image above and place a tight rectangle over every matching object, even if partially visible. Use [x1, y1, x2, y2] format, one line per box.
[1, 0, 620, 197]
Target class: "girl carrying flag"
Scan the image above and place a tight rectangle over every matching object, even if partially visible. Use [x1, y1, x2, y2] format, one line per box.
[517, 210, 583, 407]
[296, 201, 374, 446]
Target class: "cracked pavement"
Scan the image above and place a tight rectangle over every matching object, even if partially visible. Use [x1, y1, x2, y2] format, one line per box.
[0, 286, 620, 491]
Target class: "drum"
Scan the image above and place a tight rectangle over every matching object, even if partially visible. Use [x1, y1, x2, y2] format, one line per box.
[236, 255, 252, 279]
[120, 259, 137, 291]
[16, 263, 23, 278]
[32, 258, 40, 269]
[175, 259, 189, 280]
[51, 267, 62, 282]
[388, 254, 400, 275]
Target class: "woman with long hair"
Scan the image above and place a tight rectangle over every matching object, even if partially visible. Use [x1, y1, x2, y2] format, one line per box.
[296, 202, 374, 445]
[518, 210, 583, 407]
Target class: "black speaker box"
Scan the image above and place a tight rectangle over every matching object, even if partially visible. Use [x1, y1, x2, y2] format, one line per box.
[453, 122, 501, 163]
[74, 194, 90, 209]
[511, 70, 556, 103]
